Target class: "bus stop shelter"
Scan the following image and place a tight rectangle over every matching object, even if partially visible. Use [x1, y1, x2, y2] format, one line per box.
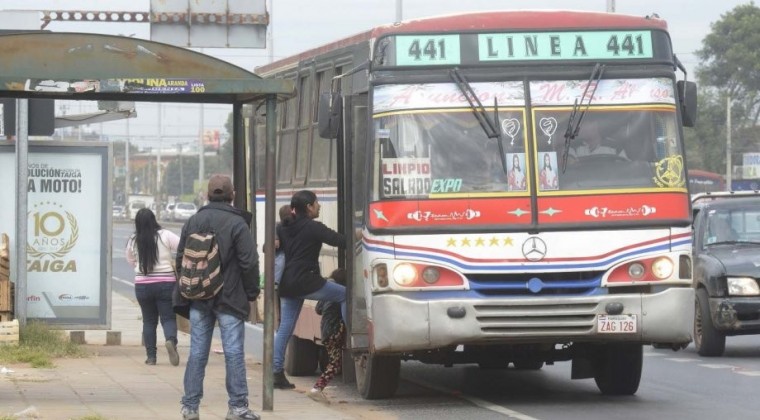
[0, 32, 293, 409]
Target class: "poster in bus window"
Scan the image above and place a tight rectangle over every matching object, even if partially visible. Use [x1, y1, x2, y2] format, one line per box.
[381, 157, 432, 197]
[539, 152, 559, 190]
[507, 153, 526, 191]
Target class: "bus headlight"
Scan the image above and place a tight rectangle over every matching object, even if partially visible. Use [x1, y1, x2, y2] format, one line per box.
[651, 257, 674, 279]
[727, 277, 760, 296]
[393, 263, 417, 286]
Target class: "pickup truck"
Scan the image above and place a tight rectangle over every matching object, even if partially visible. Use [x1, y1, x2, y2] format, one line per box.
[692, 191, 760, 356]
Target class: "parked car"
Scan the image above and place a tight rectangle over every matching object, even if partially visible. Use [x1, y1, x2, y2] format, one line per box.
[112, 205, 125, 220]
[127, 201, 147, 220]
[162, 203, 176, 221]
[171, 202, 197, 222]
[691, 191, 760, 356]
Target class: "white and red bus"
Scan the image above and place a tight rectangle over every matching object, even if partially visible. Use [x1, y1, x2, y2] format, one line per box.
[253, 10, 697, 398]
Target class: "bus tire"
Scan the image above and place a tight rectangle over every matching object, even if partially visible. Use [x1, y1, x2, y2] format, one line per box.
[284, 336, 318, 376]
[593, 343, 642, 396]
[354, 352, 400, 399]
[694, 288, 726, 357]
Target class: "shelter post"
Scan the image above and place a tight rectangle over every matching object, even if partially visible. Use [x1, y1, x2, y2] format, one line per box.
[262, 95, 277, 410]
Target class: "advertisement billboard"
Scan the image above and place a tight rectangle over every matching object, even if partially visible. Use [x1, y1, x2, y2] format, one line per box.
[0, 142, 111, 327]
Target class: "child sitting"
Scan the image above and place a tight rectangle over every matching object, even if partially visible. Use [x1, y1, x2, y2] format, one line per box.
[308, 268, 347, 404]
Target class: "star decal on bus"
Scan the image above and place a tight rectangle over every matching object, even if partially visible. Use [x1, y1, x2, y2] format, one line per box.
[373, 208, 389, 222]
[509, 208, 530, 217]
[490, 237, 500, 246]
[446, 238, 457, 247]
[461, 238, 471, 247]
[503, 237, 514, 246]
[540, 207, 562, 216]
[475, 237, 486, 247]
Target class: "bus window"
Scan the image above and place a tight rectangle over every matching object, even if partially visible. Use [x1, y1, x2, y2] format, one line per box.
[531, 79, 685, 193]
[295, 74, 313, 181]
[310, 69, 334, 183]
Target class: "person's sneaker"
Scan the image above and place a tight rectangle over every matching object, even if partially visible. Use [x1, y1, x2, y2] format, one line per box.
[225, 406, 260, 420]
[145, 357, 156, 365]
[307, 387, 330, 404]
[273, 371, 295, 389]
[180, 406, 199, 420]
[166, 340, 180, 366]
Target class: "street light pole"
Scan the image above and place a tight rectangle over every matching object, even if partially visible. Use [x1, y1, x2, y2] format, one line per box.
[125, 115, 130, 216]
[156, 103, 162, 219]
[727, 95, 732, 189]
[179, 143, 184, 196]
[199, 103, 205, 195]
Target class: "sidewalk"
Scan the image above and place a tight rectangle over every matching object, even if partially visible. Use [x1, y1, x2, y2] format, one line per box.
[0, 291, 364, 420]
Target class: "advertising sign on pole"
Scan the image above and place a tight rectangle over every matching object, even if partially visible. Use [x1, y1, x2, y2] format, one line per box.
[0, 142, 111, 328]
[743, 152, 760, 179]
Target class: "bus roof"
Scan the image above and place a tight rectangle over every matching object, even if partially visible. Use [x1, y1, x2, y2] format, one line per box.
[256, 10, 668, 75]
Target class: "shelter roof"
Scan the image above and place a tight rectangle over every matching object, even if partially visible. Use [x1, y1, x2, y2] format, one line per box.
[0, 32, 293, 103]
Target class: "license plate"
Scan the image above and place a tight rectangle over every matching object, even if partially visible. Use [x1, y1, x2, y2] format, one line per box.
[597, 314, 637, 333]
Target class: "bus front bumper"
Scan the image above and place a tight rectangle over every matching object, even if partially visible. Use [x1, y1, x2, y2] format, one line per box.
[369, 288, 694, 352]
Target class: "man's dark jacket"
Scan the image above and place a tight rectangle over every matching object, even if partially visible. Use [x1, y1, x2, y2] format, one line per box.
[174, 202, 259, 319]
[277, 215, 344, 297]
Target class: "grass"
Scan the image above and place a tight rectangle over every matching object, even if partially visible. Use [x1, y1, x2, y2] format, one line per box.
[0, 321, 86, 368]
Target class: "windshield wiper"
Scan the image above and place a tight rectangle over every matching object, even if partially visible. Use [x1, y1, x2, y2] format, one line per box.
[449, 68, 508, 178]
[560, 63, 605, 173]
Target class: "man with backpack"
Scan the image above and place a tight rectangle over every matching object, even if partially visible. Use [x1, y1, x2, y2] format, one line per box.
[175, 174, 260, 420]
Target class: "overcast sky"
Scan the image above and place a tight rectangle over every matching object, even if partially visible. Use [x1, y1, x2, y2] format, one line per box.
[1, 0, 751, 73]
[0, 0, 751, 143]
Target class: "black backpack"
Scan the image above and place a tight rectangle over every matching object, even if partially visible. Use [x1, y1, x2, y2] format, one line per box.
[177, 232, 222, 300]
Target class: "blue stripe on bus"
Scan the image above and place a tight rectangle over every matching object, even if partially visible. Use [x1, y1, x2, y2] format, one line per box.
[365, 239, 681, 272]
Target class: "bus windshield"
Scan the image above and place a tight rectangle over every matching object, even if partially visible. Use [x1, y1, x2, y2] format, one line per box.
[371, 77, 685, 201]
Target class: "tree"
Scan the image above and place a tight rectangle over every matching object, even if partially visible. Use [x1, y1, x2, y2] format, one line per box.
[688, 3, 760, 174]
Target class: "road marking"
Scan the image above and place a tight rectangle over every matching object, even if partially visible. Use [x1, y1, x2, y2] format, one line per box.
[113, 276, 263, 335]
[403, 376, 540, 420]
[665, 358, 696, 363]
[113, 276, 133, 287]
[735, 371, 760, 376]
[699, 364, 735, 369]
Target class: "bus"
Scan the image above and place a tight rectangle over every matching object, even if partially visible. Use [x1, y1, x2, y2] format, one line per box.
[688, 169, 725, 195]
[253, 10, 697, 398]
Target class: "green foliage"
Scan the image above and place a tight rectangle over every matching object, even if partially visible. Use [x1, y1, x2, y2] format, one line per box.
[696, 3, 760, 126]
[687, 2, 760, 174]
[0, 321, 86, 368]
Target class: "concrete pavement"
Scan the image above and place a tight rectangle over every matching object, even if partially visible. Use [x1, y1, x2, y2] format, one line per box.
[0, 290, 374, 420]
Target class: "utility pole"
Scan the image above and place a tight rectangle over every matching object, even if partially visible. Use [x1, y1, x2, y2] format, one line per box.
[156, 103, 162, 219]
[125, 115, 130, 216]
[199, 103, 205, 193]
[727, 95, 732, 189]
[395, 0, 402, 23]
[606, 0, 616, 12]
[178, 143, 184, 196]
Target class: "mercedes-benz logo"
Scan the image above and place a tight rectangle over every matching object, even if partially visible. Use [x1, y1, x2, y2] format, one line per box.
[522, 236, 547, 261]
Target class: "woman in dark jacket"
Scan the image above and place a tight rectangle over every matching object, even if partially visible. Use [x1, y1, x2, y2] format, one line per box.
[272, 190, 346, 389]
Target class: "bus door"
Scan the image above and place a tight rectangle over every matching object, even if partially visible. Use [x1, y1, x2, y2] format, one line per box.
[342, 93, 369, 356]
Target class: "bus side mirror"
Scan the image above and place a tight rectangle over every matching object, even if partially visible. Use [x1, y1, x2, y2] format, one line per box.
[318, 92, 342, 139]
[678, 81, 697, 128]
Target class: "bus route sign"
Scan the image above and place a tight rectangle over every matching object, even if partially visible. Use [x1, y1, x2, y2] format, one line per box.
[393, 30, 653, 66]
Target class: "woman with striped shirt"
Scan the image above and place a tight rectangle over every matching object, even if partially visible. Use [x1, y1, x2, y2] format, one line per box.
[126, 208, 181, 366]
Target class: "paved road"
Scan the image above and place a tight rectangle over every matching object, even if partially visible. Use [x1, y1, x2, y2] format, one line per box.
[112, 221, 760, 419]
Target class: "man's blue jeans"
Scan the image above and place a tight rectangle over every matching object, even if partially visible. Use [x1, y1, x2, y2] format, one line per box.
[181, 302, 248, 410]
[273, 281, 346, 373]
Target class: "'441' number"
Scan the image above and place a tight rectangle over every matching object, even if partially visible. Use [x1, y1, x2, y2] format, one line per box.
[408, 39, 447, 61]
